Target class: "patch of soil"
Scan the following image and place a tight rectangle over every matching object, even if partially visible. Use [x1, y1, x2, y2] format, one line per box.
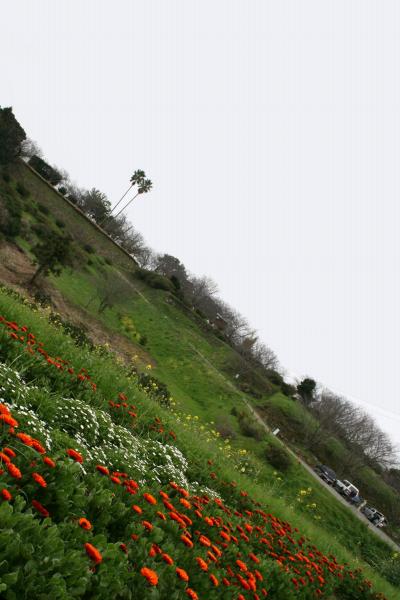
[0, 241, 156, 368]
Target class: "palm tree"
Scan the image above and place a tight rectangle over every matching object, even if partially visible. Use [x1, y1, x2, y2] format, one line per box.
[99, 170, 146, 227]
[113, 179, 153, 220]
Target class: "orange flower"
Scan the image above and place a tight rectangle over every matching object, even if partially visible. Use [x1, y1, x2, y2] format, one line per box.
[143, 493, 157, 505]
[142, 520, 153, 531]
[199, 535, 211, 547]
[32, 472, 47, 488]
[0, 414, 18, 428]
[162, 553, 174, 565]
[16, 433, 33, 445]
[209, 574, 219, 587]
[195, 557, 208, 571]
[31, 440, 46, 454]
[66, 449, 83, 463]
[85, 543, 102, 564]
[43, 456, 56, 468]
[181, 535, 193, 548]
[0, 404, 11, 415]
[236, 559, 248, 572]
[0, 452, 11, 464]
[132, 504, 142, 514]
[2, 447, 16, 458]
[79, 518, 92, 530]
[141, 567, 158, 586]
[176, 567, 189, 582]
[186, 589, 198, 600]
[1, 489, 12, 501]
[7, 463, 22, 479]
[32, 499, 49, 517]
[249, 552, 260, 564]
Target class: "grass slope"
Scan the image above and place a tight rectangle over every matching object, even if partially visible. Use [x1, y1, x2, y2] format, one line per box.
[0, 163, 399, 596]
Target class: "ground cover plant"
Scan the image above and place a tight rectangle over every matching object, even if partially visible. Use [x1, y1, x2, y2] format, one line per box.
[0, 289, 399, 598]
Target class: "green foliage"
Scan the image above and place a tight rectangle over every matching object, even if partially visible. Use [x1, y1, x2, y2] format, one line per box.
[37, 203, 50, 214]
[237, 412, 265, 441]
[264, 441, 292, 471]
[28, 155, 62, 185]
[15, 181, 29, 197]
[134, 268, 174, 291]
[30, 230, 74, 284]
[0, 106, 26, 165]
[0, 184, 23, 239]
[297, 377, 317, 405]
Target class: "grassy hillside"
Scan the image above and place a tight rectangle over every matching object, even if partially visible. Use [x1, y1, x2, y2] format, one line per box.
[0, 162, 399, 597]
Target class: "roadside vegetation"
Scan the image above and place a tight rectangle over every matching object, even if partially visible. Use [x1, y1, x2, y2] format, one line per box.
[1, 106, 400, 597]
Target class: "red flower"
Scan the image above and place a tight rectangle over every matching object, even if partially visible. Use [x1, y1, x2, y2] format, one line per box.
[0, 404, 10, 415]
[162, 553, 174, 565]
[110, 476, 121, 485]
[7, 463, 22, 479]
[181, 535, 193, 548]
[185, 589, 198, 600]
[0, 414, 19, 428]
[16, 432, 33, 446]
[32, 499, 49, 517]
[3, 447, 16, 458]
[143, 492, 157, 505]
[0, 452, 11, 464]
[209, 574, 219, 587]
[236, 559, 248, 572]
[176, 567, 189, 582]
[141, 567, 158, 586]
[66, 449, 83, 463]
[1, 489, 12, 501]
[132, 505, 142, 514]
[142, 520, 153, 531]
[31, 440, 46, 454]
[85, 543, 102, 564]
[195, 557, 208, 571]
[96, 465, 109, 475]
[43, 456, 56, 468]
[32, 472, 47, 488]
[79, 518, 92, 530]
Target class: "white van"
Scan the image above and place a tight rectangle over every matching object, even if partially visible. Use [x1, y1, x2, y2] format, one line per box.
[334, 479, 359, 498]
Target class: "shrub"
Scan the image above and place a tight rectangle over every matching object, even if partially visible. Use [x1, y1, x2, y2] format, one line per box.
[38, 203, 49, 215]
[104, 257, 112, 266]
[31, 223, 49, 238]
[84, 243, 95, 254]
[55, 218, 66, 229]
[28, 155, 62, 185]
[264, 442, 292, 471]
[2, 171, 10, 183]
[134, 268, 174, 291]
[215, 417, 236, 440]
[16, 181, 29, 197]
[0, 190, 22, 238]
[238, 413, 265, 441]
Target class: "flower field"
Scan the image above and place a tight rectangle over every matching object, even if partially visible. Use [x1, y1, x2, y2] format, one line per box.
[0, 288, 397, 599]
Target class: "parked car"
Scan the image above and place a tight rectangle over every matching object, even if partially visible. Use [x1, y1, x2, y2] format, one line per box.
[334, 479, 359, 499]
[314, 464, 337, 485]
[361, 506, 387, 527]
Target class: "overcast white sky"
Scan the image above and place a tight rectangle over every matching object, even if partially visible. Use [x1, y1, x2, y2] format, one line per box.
[2, 1, 400, 451]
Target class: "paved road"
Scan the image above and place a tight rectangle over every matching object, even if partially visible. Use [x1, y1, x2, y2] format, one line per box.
[246, 401, 400, 552]
[188, 343, 400, 552]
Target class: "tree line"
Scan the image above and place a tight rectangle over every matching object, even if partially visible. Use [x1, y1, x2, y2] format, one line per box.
[1, 105, 398, 482]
